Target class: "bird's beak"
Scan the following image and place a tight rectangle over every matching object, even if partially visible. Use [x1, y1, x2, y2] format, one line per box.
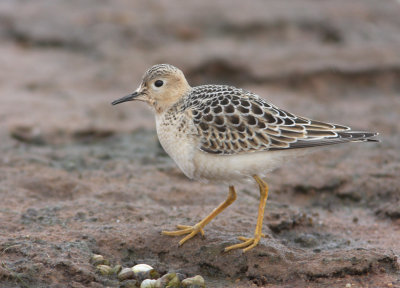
[111, 92, 141, 105]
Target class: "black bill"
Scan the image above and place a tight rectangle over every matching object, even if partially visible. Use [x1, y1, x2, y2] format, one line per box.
[111, 92, 140, 105]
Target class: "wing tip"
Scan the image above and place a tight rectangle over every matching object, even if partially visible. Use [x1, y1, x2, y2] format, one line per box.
[358, 131, 380, 143]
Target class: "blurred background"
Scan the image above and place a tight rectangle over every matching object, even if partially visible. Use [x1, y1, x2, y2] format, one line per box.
[1, 0, 400, 137]
[0, 1, 399, 287]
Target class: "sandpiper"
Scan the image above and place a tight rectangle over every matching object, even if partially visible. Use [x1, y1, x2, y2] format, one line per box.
[112, 64, 378, 252]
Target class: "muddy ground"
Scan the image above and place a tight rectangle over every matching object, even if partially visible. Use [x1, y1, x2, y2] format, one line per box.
[1, 0, 400, 287]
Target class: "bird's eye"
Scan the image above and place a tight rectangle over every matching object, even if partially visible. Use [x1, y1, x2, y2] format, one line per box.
[154, 80, 164, 87]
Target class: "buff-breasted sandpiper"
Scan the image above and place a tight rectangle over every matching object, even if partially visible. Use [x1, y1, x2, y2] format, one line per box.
[112, 64, 378, 252]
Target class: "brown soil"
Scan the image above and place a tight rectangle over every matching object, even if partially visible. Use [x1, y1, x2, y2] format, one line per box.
[0, 1, 399, 287]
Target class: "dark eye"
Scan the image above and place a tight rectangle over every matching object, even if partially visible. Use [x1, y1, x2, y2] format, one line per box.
[154, 80, 164, 87]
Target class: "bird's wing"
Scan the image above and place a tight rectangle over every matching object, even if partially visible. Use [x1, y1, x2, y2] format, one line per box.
[184, 85, 377, 155]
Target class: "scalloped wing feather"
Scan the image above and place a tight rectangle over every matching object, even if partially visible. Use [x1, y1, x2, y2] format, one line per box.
[179, 85, 377, 155]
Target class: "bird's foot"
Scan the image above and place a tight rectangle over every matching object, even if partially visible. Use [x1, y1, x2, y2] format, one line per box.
[162, 224, 205, 246]
[224, 233, 266, 253]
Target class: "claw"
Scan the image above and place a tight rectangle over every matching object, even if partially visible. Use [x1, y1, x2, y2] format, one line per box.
[224, 234, 263, 253]
[162, 224, 205, 246]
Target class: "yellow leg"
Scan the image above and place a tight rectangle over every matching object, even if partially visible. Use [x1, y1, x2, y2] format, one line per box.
[224, 175, 269, 253]
[162, 186, 237, 246]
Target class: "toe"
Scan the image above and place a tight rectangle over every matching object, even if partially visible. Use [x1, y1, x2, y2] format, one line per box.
[176, 225, 192, 229]
[162, 223, 205, 245]
[179, 231, 198, 246]
[225, 234, 264, 252]
[224, 239, 254, 252]
[242, 241, 258, 253]
[161, 227, 192, 236]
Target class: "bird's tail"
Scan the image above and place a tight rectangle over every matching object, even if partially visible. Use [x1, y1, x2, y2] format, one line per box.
[337, 131, 380, 143]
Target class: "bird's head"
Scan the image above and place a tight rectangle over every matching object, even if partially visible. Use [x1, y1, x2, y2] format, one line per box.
[112, 64, 191, 113]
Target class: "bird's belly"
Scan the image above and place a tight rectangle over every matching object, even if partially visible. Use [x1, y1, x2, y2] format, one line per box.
[192, 149, 304, 184]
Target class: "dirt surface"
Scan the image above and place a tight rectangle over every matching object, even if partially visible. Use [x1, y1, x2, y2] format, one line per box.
[1, 0, 400, 287]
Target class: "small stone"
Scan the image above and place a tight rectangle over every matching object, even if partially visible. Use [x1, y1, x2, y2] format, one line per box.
[155, 272, 180, 288]
[181, 275, 205, 288]
[118, 268, 135, 281]
[96, 264, 113, 276]
[132, 264, 159, 282]
[112, 264, 122, 275]
[176, 273, 186, 282]
[140, 279, 157, 288]
[132, 264, 153, 273]
[90, 254, 105, 266]
[120, 279, 139, 288]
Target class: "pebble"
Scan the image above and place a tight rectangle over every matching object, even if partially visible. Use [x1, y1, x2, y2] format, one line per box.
[132, 264, 153, 273]
[96, 264, 113, 276]
[140, 279, 157, 288]
[118, 267, 135, 281]
[90, 254, 108, 266]
[112, 264, 122, 275]
[155, 272, 180, 288]
[132, 264, 159, 281]
[89, 257, 206, 287]
[120, 279, 139, 288]
[181, 275, 205, 288]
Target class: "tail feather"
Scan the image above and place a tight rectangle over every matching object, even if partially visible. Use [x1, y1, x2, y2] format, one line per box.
[337, 131, 379, 141]
[287, 131, 379, 149]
